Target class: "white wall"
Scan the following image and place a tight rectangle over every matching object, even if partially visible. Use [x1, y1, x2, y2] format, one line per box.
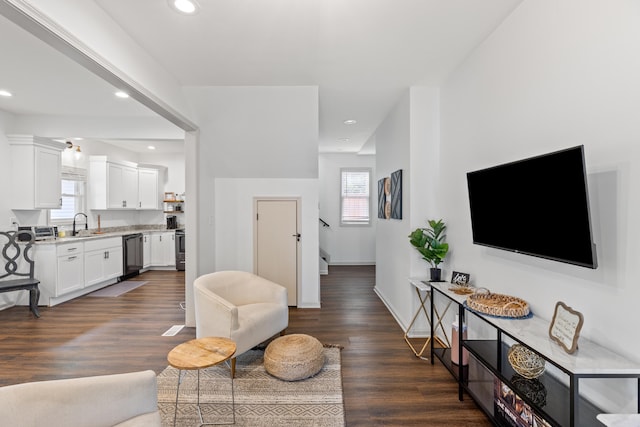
[184, 86, 318, 178]
[375, 91, 412, 324]
[0, 111, 18, 309]
[374, 87, 441, 330]
[215, 178, 320, 307]
[21, 0, 195, 124]
[184, 86, 321, 308]
[318, 153, 376, 265]
[9, 115, 184, 141]
[0, 111, 15, 230]
[439, 0, 640, 412]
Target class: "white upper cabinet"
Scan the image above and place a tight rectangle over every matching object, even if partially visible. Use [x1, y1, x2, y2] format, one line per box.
[137, 167, 164, 210]
[89, 157, 165, 211]
[89, 156, 139, 210]
[9, 135, 65, 210]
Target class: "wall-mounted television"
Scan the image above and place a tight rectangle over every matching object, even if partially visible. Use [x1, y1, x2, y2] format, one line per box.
[466, 145, 597, 269]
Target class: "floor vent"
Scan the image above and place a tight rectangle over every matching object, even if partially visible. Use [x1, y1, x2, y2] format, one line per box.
[162, 325, 185, 336]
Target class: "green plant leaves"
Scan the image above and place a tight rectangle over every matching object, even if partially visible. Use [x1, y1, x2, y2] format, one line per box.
[408, 219, 448, 267]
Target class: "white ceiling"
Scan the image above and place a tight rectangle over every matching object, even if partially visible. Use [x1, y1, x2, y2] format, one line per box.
[0, 0, 523, 154]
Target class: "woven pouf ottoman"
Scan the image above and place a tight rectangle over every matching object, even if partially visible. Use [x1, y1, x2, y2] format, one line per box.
[264, 334, 325, 381]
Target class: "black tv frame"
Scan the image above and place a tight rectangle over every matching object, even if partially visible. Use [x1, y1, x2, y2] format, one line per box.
[466, 146, 598, 269]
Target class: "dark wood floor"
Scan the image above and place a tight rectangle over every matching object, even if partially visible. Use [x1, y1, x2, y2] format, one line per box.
[0, 266, 490, 426]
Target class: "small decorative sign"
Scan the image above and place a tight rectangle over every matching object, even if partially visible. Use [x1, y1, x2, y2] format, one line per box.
[451, 271, 471, 286]
[549, 301, 584, 354]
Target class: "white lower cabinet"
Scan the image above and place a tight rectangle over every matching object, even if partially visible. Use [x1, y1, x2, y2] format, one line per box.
[35, 237, 124, 306]
[84, 238, 123, 287]
[142, 233, 151, 268]
[55, 243, 84, 296]
[150, 231, 175, 267]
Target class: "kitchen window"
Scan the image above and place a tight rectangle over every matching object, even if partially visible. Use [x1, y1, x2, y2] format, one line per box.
[340, 168, 371, 226]
[49, 166, 86, 224]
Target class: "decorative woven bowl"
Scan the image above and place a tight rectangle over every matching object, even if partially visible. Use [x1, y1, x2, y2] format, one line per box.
[508, 344, 545, 379]
[466, 288, 530, 318]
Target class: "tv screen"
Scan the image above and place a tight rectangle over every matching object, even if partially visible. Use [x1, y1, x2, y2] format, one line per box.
[466, 146, 597, 269]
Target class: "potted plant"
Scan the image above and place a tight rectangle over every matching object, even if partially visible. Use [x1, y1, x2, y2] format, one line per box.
[408, 219, 449, 281]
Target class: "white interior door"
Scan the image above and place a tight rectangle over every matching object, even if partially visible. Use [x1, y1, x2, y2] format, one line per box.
[255, 199, 299, 306]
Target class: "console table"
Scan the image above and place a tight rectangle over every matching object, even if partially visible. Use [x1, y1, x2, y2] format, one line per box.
[405, 279, 450, 359]
[429, 281, 640, 427]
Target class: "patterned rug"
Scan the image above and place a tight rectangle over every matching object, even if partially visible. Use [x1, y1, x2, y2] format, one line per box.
[157, 347, 345, 426]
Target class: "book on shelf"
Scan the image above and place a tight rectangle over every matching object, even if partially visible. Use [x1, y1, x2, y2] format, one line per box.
[494, 378, 551, 427]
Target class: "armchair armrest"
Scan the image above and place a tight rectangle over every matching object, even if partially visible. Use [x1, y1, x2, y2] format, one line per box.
[194, 281, 240, 338]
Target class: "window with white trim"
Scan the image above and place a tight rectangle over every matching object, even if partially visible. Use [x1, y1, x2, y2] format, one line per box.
[340, 168, 371, 226]
[49, 166, 86, 225]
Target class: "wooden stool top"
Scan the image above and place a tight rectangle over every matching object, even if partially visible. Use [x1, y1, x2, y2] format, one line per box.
[168, 337, 236, 370]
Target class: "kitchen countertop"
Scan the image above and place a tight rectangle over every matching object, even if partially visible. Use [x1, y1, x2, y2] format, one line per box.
[36, 228, 180, 245]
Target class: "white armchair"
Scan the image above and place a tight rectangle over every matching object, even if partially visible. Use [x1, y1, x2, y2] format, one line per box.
[194, 271, 289, 377]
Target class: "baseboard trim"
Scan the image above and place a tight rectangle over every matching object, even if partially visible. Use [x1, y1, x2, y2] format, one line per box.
[328, 262, 376, 266]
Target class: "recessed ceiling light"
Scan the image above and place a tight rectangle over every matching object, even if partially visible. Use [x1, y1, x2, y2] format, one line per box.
[0, 90, 12, 97]
[73, 137, 83, 141]
[147, 145, 156, 150]
[339, 138, 350, 143]
[169, 0, 200, 14]
[343, 119, 357, 125]
[115, 91, 129, 98]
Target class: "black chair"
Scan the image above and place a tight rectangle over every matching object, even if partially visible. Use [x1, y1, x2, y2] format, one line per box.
[0, 230, 40, 317]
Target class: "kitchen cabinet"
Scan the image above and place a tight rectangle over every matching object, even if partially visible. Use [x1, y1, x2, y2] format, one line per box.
[142, 233, 151, 268]
[89, 156, 139, 209]
[84, 237, 123, 287]
[150, 231, 175, 267]
[55, 242, 85, 296]
[8, 135, 65, 210]
[138, 167, 163, 210]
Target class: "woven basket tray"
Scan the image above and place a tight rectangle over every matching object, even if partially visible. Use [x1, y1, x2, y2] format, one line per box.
[466, 288, 530, 318]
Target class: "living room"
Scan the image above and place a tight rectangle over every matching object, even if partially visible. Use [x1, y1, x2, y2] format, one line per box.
[1, 0, 639, 425]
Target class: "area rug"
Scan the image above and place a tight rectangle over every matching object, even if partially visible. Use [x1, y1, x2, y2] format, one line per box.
[157, 347, 345, 426]
[87, 280, 148, 297]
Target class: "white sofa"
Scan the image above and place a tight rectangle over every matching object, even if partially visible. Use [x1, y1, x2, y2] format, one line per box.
[0, 370, 161, 427]
[194, 270, 289, 377]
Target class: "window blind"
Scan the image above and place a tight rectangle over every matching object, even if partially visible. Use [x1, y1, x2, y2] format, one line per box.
[340, 169, 370, 225]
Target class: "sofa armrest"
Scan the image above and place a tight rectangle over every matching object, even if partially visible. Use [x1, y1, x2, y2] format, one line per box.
[0, 370, 159, 427]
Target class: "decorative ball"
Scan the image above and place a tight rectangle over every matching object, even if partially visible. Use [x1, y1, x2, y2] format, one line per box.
[508, 344, 546, 379]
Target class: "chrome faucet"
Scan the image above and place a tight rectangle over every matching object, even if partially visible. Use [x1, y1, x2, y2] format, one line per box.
[72, 213, 88, 236]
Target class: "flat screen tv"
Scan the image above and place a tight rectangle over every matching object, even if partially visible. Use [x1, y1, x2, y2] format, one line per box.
[466, 145, 597, 269]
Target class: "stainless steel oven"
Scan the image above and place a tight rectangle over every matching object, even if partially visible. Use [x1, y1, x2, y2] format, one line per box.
[175, 229, 185, 271]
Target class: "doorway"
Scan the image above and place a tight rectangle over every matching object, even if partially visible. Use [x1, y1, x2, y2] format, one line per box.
[254, 198, 300, 306]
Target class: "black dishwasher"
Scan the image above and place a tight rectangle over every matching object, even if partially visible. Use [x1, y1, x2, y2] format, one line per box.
[122, 233, 143, 280]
